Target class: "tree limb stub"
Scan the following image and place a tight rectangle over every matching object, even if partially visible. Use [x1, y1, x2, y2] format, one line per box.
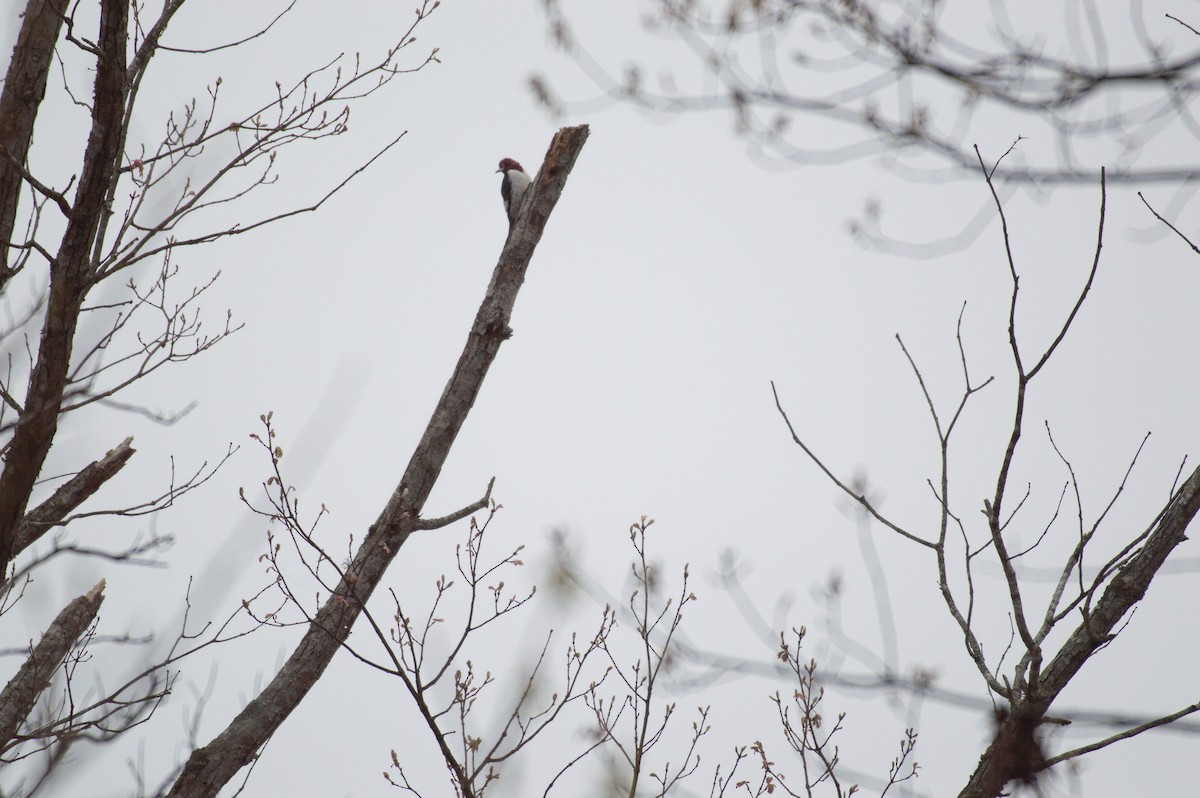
[12, 437, 135, 558]
[0, 580, 105, 751]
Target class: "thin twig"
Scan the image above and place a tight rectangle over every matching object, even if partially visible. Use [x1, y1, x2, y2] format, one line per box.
[1138, 191, 1200, 254]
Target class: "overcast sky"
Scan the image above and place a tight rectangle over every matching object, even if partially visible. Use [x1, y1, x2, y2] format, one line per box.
[3, 1, 1200, 796]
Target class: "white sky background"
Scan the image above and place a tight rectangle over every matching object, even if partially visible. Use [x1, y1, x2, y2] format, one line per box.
[2, 0, 1199, 796]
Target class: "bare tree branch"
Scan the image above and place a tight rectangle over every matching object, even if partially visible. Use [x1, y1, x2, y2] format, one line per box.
[413, 477, 496, 530]
[1042, 700, 1200, 770]
[1139, 191, 1200, 254]
[157, 0, 297, 55]
[771, 381, 934, 549]
[166, 124, 591, 798]
[537, 1, 1200, 185]
[1038, 463, 1200, 698]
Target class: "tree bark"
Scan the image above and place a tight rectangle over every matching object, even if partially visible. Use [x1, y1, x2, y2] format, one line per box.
[0, 0, 128, 571]
[166, 124, 590, 798]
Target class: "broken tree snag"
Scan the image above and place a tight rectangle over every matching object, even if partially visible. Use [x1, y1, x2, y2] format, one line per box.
[13, 438, 136, 557]
[166, 126, 589, 798]
[502, 123, 590, 256]
[0, 580, 106, 750]
[376, 123, 591, 545]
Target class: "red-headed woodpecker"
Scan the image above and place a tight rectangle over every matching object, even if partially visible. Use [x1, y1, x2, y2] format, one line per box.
[496, 157, 531, 226]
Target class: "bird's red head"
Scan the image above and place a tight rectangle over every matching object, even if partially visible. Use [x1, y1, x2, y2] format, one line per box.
[496, 157, 525, 174]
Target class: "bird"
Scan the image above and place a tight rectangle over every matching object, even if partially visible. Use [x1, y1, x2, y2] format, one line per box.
[496, 157, 532, 227]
